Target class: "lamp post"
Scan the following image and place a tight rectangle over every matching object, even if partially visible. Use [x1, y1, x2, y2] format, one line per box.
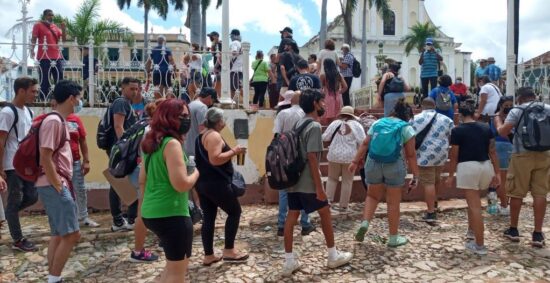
[375, 42, 387, 75]
[506, 0, 519, 101]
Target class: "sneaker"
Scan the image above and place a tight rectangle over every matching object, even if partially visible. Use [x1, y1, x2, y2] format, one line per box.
[124, 218, 135, 230]
[12, 238, 38, 252]
[301, 225, 316, 236]
[532, 232, 545, 248]
[111, 218, 128, 232]
[277, 228, 284, 237]
[422, 212, 437, 223]
[498, 206, 510, 216]
[82, 218, 100, 228]
[465, 241, 488, 255]
[130, 249, 159, 263]
[355, 221, 369, 242]
[387, 235, 408, 247]
[466, 229, 475, 240]
[504, 227, 520, 242]
[327, 250, 353, 268]
[282, 259, 301, 276]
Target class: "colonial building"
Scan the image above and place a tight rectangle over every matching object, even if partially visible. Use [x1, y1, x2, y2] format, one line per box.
[299, 0, 472, 92]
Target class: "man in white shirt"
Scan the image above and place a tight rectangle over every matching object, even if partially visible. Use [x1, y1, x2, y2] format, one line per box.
[272, 90, 315, 236]
[411, 98, 454, 223]
[476, 75, 502, 121]
[0, 77, 39, 252]
[229, 29, 243, 99]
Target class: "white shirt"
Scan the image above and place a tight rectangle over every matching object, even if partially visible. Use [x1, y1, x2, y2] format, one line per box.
[411, 110, 454, 167]
[273, 105, 304, 134]
[480, 83, 502, 115]
[189, 53, 203, 71]
[322, 119, 366, 164]
[0, 105, 33, 170]
[230, 40, 243, 72]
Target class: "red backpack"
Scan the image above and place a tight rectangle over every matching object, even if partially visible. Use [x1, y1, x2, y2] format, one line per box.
[13, 112, 68, 183]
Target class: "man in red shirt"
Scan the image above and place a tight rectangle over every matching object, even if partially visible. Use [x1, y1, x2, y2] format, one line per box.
[30, 9, 66, 101]
[450, 76, 469, 104]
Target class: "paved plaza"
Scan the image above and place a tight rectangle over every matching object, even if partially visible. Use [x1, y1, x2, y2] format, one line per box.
[1, 198, 550, 283]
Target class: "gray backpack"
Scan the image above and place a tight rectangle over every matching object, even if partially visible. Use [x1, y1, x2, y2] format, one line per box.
[435, 88, 452, 111]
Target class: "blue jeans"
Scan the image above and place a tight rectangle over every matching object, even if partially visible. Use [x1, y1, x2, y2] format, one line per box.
[278, 190, 312, 229]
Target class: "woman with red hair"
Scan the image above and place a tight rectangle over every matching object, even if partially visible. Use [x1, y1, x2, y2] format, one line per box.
[139, 98, 199, 282]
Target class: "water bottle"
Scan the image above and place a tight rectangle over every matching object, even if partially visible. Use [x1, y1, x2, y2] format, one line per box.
[487, 187, 498, 215]
[187, 155, 196, 175]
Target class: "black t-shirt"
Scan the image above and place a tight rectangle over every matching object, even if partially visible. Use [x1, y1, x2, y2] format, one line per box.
[450, 122, 494, 163]
[289, 73, 321, 91]
[110, 97, 137, 131]
[279, 52, 298, 86]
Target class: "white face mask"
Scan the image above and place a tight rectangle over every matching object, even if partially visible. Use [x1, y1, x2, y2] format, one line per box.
[456, 80, 462, 84]
[73, 99, 83, 114]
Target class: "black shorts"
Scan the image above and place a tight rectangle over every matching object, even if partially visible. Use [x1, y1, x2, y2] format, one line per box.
[152, 71, 173, 87]
[230, 71, 243, 92]
[142, 216, 192, 261]
[287, 192, 329, 214]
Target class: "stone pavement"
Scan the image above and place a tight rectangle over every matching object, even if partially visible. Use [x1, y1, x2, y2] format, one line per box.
[1, 198, 550, 283]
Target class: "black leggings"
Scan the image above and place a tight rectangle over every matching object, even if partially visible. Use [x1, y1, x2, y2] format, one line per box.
[142, 216, 193, 261]
[197, 182, 242, 256]
[252, 81, 268, 107]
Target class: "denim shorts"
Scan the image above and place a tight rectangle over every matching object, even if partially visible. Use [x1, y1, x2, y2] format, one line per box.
[128, 165, 141, 199]
[496, 141, 513, 170]
[37, 186, 79, 236]
[364, 156, 407, 187]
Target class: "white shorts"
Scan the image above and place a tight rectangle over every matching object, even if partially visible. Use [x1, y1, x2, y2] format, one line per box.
[456, 160, 494, 190]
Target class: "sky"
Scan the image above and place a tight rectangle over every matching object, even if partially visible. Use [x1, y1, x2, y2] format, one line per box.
[0, 0, 549, 69]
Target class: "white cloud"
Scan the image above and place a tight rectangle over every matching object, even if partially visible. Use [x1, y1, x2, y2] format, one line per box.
[311, 0, 341, 24]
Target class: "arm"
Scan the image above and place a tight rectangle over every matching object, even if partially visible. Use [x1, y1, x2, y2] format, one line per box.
[477, 92, 488, 117]
[349, 135, 371, 173]
[377, 73, 391, 97]
[203, 132, 243, 166]
[436, 53, 443, 61]
[39, 148, 63, 192]
[145, 57, 152, 73]
[446, 145, 459, 184]
[113, 113, 126, 139]
[164, 139, 199, 192]
[60, 22, 67, 42]
[280, 64, 290, 86]
[0, 175, 6, 192]
[339, 75, 348, 94]
[403, 137, 419, 178]
[308, 152, 326, 200]
[0, 132, 7, 178]
[488, 139, 501, 187]
[497, 121, 514, 137]
[78, 138, 90, 175]
[418, 51, 424, 65]
[403, 80, 411, 92]
[30, 36, 37, 58]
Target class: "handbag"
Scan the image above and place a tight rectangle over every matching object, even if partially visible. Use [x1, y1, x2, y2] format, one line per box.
[415, 113, 437, 150]
[196, 137, 246, 197]
[188, 195, 203, 224]
[249, 59, 263, 85]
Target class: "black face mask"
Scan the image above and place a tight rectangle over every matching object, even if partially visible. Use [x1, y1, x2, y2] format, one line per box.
[503, 107, 512, 114]
[317, 107, 326, 117]
[179, 117, 191, 135]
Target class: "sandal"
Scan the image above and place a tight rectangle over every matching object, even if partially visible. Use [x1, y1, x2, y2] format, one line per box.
[222, 253, 249, 262]
[202, 256, 222, 266]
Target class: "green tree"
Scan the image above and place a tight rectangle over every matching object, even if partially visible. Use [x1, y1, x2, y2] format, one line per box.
[117, 0, 185, 51]
[340, 0, 392, 46]
[200, 0, 222, 48]
[184, 0, 201, 45]
[400, 22, 441, 56]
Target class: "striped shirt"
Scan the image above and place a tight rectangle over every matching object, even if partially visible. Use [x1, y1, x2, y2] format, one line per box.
[340, 53, 354, 77]
[420, 51, 439, 78]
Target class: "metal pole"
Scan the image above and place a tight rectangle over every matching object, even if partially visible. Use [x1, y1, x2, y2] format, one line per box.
[219, 0, 231, 105]
[241, 42, 250, 109]
[20, 0, 30, 76]
[506, 0, 516, 101]
[88, 36, 95, 107]
[360, 0, 367, 87]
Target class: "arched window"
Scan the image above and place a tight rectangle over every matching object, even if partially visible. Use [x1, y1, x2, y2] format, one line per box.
[383, 11, 396, 36]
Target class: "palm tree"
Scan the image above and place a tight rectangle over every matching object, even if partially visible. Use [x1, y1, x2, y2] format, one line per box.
[51, 0, 131, 46]
[200, 0, 222, 48]
[117, 0, 185, 52]
[341, 0, 391, 46]
[185, 0, 201, 44]
[319, 0, 327, 51]
[356, 0, 392, 87]
[400, 22, 440, 56]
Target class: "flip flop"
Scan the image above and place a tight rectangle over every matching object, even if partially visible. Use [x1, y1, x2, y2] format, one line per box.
[202, 256, 222, 266]
[222, 254, 249, 262]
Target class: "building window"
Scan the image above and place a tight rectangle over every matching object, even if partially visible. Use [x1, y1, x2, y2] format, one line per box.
[383, 11, 396, 36]
[108, 48, 119, 61]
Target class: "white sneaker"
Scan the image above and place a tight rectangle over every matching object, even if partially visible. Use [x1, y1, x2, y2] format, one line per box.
[124, 218, 135, 230]
[82, 218, 100, 228]
[282, 259, 301, 276]
[327, 251, 353, 268]
[499, 206, 510, 216]
[111, 218, 129, 232]
[465, 229, 475, 240]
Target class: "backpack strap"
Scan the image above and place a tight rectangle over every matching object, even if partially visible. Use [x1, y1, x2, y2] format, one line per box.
[513, 101, 537, 152]
[5, 103, 19, 141]
[294, 118, 314, 134]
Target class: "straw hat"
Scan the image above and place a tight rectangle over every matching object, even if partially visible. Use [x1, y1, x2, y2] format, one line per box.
[338, 106, 358, 120]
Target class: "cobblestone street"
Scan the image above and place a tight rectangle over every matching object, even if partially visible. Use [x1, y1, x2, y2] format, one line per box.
[1, 199, 550, 282]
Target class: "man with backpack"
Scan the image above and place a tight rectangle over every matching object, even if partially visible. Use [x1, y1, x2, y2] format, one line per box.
[476, 75, 502, 121]
[279, 38, 301, 95]
[35, 80, 82, 283]
[281, 89, 353, 276]
[338, 43, 354, 106]
[0, 77, 38, 252]
[102, 77, 139, 231]
[411, 98, 454, 223]
[497, 87, 550, 248]
[429, 74, 458, 120]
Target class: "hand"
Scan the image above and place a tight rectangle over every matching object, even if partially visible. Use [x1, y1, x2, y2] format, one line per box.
[30, 50, 35, 59]
[491, 174, 501, 188]
[0, 170, 6, 180]
[348, 162, 358, 174]
[82, 161, 91, 176]
[232, 145, 247, 155]
[408, 177, 418, 193]
[0, 176, 6, 192]
[316, 189, 327, 202]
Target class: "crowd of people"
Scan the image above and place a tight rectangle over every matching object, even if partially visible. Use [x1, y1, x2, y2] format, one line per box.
[1, 16, 549, 283]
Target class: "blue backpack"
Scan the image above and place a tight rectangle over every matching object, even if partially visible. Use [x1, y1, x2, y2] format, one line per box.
[368, 118, 408, 163]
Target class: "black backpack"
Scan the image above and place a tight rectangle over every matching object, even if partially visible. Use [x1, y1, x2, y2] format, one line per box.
[352, 57, 361, 78]
[97, 98, 129, 151]
[0, 103, 33, 142]
[265, 118, 313, 190]
[108, 119, 149, 178]
[515, 102, 550, 152]
[383, 76, 405, 94]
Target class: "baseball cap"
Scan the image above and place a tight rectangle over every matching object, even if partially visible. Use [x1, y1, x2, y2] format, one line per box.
[230, 29, 240, 36]
[487, 57, 496, 62]
[280, 27, 293, 34]
[198, 87, 219, 102]
[207, 31, 219, 37]
[425, 38, 433, 45]
[277, 90, 296, 107]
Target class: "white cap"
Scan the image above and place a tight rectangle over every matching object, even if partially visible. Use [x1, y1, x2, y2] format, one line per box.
[157, 35, 166, 41]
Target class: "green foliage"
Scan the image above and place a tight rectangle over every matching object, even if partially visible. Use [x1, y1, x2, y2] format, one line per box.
[117, 0, 185, 20]
[340, 0, 392, 46]
[400, 22, 441, 56]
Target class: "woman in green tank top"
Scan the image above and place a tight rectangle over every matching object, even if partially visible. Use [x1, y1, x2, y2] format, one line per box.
[139, 99, 199, 282]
